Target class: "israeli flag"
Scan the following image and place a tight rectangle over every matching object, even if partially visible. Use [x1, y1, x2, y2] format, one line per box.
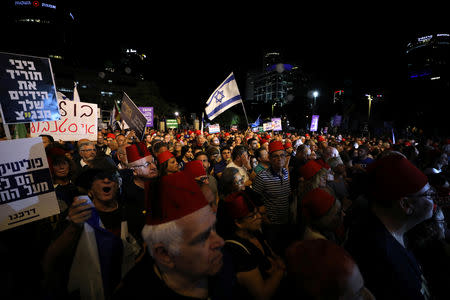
[205, 72, 242, 120]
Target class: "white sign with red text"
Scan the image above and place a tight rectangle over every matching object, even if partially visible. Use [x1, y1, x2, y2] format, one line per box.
[30, 99, 98, 141]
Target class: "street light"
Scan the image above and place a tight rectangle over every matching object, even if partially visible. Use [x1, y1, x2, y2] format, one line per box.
[313, 91, 319, 113]
[174, 111, 179, 117]
[365, 94, 373, 120]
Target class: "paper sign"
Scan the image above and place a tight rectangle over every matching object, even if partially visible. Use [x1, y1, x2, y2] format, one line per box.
[166, 119, 178, 129]
[0, 137, 59, 231]
[263, 122, 273, 132]
[138, 107, 154, 127]
[120, 93, 147, 140]
[30, 100, 98, 141]
[0, 52, 60, 124]
[271, 118, 282, 131]
[209, 124, 220, 134]
[310, 115, 319, 132]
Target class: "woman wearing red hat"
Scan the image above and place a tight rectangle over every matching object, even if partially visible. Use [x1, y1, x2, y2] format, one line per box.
[157, 150, 179, 177]
[221, 191, 286, 300]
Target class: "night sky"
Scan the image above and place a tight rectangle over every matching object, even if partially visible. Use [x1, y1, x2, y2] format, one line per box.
[73, 4, 447, 107]
[4, 2, 450, 115]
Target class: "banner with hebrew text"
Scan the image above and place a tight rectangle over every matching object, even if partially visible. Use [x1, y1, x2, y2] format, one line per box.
[0, 52, 60, 124]
[30, 99, 98, 141]
[0, 137, 59, 231]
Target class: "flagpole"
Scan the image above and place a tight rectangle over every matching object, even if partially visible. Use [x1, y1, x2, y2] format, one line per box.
[240, 101, 249, 128]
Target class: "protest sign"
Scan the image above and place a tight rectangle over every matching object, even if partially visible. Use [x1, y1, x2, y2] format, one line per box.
[0, 52, 60, 124]
[209, 124, 220, 134]
[310, 115, 319, 132]
[138, 107, 154, 127]
[0, 137, 59, 231]
[166, 119, 178, 129]
[120, 93, 147, 140]
[30, 100, 97, 141]
[271, 118, 282, 131]
[263, 122, 273, 132]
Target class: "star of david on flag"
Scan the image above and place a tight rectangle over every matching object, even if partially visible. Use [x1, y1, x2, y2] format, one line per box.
[205, 72, 242, 121]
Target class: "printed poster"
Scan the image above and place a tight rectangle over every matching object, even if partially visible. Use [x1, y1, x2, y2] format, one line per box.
[0, 137, 59, 231]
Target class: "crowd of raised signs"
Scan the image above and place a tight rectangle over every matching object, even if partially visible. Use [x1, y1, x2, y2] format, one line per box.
[1, 125, 450, 300]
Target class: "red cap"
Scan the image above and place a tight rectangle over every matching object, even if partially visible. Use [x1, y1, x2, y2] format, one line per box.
[145, 171, 209, 225]
[299, 160, 323, 180]
[367, 154, 428, 203]
[285, 239, 356, 298]
[268, 140, 285, 153]
[157, 150, 174, 164]
[126, 142, 152, 163]
[284, 142, 293, 149]
[195, 130, 202, 136]
[184, 160, 206, 179]
[260, 139, 268, 145]
[106, 133, 116, 139]
[302, 188, 335, 219]
[318, 136, 325, 142]
[223, 191, 253, 219]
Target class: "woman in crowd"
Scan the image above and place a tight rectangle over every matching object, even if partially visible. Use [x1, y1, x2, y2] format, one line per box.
[177, 145, 193, 170]
[157, 150, 180, 177]
[221, 191, 286, 300]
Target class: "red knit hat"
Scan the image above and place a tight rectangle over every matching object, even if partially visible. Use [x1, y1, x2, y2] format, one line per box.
[268, 140, 285, 153]
[366, 154, 428, 203]
[223, 191, 253, 219]
[106, 133, 116, 139]
[184, 160, 206, 179]
[299, 160, 323, 180]
[145, 170, 208, 225]
[157, 150, 174, 164]
[302, 188, 335, 219]
[126, 142, 152, 163]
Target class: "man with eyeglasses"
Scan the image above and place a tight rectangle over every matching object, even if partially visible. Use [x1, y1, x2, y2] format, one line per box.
[121, 142, 158, 242]
[76, 140, 97, 171]
[345, 153, 434, 300]
[253, 140, 291, 255]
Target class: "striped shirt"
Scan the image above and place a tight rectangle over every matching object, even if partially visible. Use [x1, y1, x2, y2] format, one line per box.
[253, 167, 291, 224]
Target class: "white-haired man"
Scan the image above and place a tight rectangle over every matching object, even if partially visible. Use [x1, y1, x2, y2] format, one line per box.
[113, 170, 230, 299]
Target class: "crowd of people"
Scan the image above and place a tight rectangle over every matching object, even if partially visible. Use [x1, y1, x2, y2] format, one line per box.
[1, 125, 450, 300]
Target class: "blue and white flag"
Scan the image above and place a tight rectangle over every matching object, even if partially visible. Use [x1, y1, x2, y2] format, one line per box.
[205, 72, 242, 121]
[251, 114, 261, 128]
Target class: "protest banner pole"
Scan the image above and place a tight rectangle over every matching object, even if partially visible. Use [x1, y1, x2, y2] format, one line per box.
[0, 106, 11, 140]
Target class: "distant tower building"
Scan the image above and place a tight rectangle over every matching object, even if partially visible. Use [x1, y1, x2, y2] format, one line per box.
[406, 33, 450, 83]
[247, 52, 304, 107]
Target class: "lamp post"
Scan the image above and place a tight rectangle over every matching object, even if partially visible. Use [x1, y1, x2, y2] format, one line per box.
[366, 94, 373, 120]
[313, 91, 319, 114]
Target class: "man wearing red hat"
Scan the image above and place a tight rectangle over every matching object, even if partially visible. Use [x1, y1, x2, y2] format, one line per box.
[114, 171, 229, 299]
[253, 140, 292, 255]
[122, 142, 158, 241]
[345, 154, 434, 300]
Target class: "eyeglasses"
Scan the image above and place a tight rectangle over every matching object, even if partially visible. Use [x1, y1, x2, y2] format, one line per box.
[234, 178, 244, 185]
[411, 188, 436, 199]
[195, 176, 209, 184]
[80, 148, 96, 152]
[130, 161, 154, 170]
